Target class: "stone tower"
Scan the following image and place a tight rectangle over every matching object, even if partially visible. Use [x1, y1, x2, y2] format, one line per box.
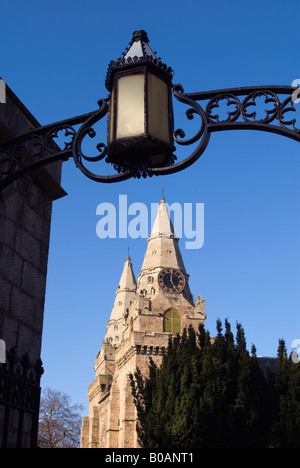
[81, 198, 206, 448]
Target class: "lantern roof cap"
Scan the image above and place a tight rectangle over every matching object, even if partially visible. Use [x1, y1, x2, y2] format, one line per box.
[123, 30, 156, 60]
[105, 30, 174, 91]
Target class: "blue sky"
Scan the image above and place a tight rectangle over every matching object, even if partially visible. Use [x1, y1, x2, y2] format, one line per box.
[1, 0, 299, 414]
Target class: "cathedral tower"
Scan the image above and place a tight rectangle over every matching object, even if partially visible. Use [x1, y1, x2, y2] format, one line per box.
[81, 198, 206, 448]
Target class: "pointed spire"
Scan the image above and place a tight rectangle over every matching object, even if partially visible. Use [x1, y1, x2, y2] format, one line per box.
[139, 197, 187, 276]
[116, 254, 137, 294]
[148, 196, 176, 241]
[104, 255, 137, 347]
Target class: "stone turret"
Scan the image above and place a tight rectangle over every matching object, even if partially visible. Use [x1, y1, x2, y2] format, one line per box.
[81, 198, 207, 448]
[94, 255, 136, 377]
[137, 196, 193, 305]
[104, 255, 136, 347]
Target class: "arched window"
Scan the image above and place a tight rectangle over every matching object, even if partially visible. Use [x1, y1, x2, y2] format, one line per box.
[163, 309, 181, 335]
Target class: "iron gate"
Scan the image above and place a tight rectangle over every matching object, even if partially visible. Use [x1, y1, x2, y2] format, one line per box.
[0, 347, 44, 448]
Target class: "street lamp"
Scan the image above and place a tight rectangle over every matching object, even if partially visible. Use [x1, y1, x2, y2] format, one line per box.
[0, 30, 299, 191]
[105, 30, 175, 176]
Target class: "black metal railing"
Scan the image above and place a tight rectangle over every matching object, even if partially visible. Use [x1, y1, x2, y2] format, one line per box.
[0, 347, 44, 448]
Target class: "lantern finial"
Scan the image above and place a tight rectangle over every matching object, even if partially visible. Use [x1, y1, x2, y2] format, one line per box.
[131, 30, 149, 43]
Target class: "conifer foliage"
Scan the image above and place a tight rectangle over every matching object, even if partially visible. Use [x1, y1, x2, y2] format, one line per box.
[130, 320, 300, 448]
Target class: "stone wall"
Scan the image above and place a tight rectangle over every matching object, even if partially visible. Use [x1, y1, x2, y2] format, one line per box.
[0, 82, 66, 447]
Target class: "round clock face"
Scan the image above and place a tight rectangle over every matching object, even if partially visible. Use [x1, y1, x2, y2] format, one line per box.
[158, 268, 185, 294]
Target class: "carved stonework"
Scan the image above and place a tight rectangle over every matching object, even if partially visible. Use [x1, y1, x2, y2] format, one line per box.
[81, 198, 206, 448]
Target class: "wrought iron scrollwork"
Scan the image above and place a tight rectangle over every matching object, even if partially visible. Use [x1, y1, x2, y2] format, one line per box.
[207, 93, 241, 124]
[0, 84, 299, 191]
[148, 83, 211, 177]
[72, 99, 132, 183]
[188, 85, 300, 142]
[0, 99, 131, 192]
[241, 90, 279, 124]
[278, 95, 300, 132]
[0, 122, 78, 189]
[149, 84, 299, 177]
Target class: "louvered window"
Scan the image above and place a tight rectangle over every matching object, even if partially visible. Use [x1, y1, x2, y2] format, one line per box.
[163, 309, 181, 335]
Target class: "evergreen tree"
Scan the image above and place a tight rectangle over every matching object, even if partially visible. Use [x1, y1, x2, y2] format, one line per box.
[268, 339, 300, 447]
[130, 320, 300, 448]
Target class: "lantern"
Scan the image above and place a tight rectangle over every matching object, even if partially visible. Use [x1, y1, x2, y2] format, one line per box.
[105, 30, 176, 176]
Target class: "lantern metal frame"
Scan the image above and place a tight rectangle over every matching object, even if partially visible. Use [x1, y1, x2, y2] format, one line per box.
[105, 30, 176, 175]
[105, 64, 176, 175]
[0, 31, 299, 192]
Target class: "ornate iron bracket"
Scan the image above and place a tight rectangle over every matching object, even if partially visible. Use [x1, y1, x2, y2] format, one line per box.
[0, 98, 134, 192]
[0, 85, 299, 192]
[148, 84, 300, 176]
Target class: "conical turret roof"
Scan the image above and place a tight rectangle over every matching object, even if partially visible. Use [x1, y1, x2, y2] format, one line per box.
[116, 255, 137, 294]
[104, 255, 136, 346]
[148, 196, 176, 240]
[139, 197, 188, 275]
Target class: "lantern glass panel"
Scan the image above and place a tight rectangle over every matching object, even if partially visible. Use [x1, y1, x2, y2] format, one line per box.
[116, 73, 145, 139]
[148, 73, 170, 143]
